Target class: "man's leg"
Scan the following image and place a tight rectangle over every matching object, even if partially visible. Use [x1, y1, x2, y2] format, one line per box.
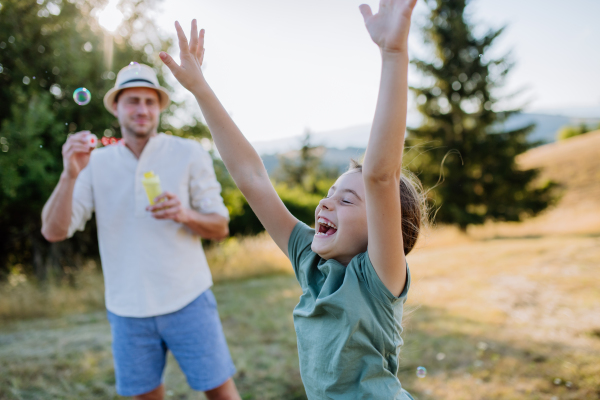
[134, 383, 165, 400]
[205, 378, 241, 400]
[106, 311, 168, 398]
[157, 290, 239, 397]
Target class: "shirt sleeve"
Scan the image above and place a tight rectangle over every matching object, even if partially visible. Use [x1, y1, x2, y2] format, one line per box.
[287, 221, 316, 278]
[188, 142, 230, 220]
[66, 165, 95, 238]
[360, 251, 411, 305]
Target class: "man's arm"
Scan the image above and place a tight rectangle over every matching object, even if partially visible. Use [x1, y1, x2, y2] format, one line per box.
[41, 132, 94, 242]
[147, 191, 229, 240]
[41, 173, 78, 242]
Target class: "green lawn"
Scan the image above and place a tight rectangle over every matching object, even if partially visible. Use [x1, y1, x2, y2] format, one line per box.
[2, 234, 599, 399]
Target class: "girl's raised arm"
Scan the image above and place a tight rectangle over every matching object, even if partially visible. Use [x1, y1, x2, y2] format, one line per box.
[359, 0, 417, 296]
[160, 20, 298, 256]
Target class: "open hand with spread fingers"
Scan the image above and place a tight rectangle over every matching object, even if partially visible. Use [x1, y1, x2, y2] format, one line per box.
[359, 0, 418, 55]
[159, 19, 206, 92]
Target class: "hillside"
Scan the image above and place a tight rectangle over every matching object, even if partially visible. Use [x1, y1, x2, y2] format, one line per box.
[519, 129, 600, 209]
[467, 129, 600, 238]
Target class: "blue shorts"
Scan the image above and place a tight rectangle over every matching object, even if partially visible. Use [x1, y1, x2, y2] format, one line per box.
[106, 289, 236, 397]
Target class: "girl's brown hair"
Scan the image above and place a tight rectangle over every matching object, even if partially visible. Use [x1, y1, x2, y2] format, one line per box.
[348, 159, 427, 255]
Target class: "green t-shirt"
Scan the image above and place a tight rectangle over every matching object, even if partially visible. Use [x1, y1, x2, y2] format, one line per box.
[288, 222, 414, 400]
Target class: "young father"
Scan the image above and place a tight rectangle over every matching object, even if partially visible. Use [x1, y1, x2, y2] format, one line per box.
[41, 63, 241, 400]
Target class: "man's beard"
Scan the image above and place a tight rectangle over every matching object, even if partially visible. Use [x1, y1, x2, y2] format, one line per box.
[121, 119, 157, 138]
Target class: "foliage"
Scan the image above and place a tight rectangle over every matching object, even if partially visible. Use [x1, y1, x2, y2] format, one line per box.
[214, 158, 325, 236]
[213, 132, 340, 236]
[274, 131, 337, 194]
[556, 123, 594, 141]
[0, 0, 206, 279]
[407, 0, 553, 230]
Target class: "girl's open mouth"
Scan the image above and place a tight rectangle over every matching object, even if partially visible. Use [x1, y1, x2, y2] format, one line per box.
[315, 217, 338, 237]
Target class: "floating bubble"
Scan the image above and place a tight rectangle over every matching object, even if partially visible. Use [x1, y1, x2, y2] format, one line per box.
[436, 352, 446, 361]
[128, 61, 142, 76]
[416, 366, 427, 378]
[73, 87, 91, 106]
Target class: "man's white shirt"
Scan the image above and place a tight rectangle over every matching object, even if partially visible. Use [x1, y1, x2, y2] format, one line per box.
[68, 133, 229, 317]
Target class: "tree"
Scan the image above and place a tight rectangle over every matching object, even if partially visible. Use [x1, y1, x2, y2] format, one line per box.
[274, 131, 337, 195]
[0, 0, 207, 279]
[407, 0, 553, 230]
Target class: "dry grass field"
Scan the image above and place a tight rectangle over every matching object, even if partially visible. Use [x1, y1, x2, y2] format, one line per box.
[0, 132, 599, 399]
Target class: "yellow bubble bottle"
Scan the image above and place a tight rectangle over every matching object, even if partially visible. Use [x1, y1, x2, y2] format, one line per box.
[142, 171, 163, 205]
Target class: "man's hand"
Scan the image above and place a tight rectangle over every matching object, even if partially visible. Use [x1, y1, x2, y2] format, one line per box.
[359, 0, 417, 55]
[147, 191, 190, 223]
[159, 19, 206, 92]
[63, 131, 93, 179]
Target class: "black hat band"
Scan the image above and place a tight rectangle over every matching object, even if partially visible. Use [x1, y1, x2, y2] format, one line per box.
[119, 78, 155, 87]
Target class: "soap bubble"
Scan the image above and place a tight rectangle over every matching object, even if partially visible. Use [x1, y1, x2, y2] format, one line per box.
[416, 366, 427, 378]
[128, 61, 142, 76]
[73, 87, 91, 105]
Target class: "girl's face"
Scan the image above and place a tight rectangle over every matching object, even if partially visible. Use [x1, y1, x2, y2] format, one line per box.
[311, 171, 368, 265]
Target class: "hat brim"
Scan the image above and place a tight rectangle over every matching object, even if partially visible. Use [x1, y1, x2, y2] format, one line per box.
[103, 82, 171, 115]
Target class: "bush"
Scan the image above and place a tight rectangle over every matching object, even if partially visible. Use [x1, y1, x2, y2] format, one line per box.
[223, 183, 323, 236]
[557, 124, 590, 141]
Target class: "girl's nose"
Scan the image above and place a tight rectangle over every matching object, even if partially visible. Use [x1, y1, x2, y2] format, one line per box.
[319, 197, 332, 210]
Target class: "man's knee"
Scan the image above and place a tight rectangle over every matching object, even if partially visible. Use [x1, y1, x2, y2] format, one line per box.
[205, 378, 241, 400]
[134, 383, 164, 400]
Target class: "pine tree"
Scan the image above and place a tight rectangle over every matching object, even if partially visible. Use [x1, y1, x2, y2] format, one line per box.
[407, 0, 553, 230]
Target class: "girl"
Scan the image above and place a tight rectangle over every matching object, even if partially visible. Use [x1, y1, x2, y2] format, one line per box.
[160, 0, 423, 398]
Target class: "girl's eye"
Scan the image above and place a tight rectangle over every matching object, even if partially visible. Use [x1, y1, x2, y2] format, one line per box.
[342, 199, 352, 204]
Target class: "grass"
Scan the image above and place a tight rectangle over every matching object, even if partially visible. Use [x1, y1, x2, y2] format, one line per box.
[1, 230, 599, 399]
[0, 233, 290, 321]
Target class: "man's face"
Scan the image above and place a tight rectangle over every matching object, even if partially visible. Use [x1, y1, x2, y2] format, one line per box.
[112, 87, 160, 138]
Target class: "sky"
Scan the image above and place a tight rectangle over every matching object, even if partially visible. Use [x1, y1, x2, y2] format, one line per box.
[101, 0, 600, 142]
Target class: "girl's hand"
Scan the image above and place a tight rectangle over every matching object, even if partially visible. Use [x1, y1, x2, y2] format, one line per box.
[159, 19, 206, 92]
[359, 0, 417, 55]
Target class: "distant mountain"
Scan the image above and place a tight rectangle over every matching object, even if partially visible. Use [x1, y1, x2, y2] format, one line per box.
[260, 147, 365, 175]
[252, 124, 372, 156]
[252, 111, 600, 156]
[532, 105, 600, 119]
[501, 113, 599, 144]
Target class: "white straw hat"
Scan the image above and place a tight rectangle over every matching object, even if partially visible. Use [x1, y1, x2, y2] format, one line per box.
[103, 62, 171, 114]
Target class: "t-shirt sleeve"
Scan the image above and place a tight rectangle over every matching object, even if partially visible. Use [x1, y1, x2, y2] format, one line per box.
[287, 221, 316, 278]
[360, 251, 411, 305]
[188, 142, 229, 220]
[67, 165, 95, 238]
